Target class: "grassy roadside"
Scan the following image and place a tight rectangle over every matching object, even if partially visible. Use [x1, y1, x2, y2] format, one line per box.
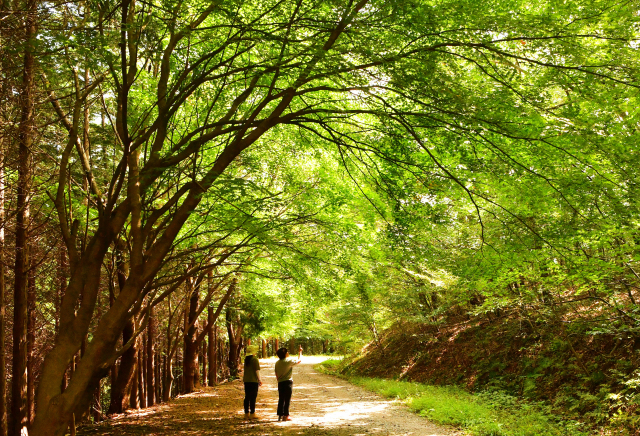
[315, 359, 587, 436]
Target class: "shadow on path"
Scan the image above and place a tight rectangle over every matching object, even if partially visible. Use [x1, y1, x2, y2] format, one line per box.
[78, 357, 457, 436]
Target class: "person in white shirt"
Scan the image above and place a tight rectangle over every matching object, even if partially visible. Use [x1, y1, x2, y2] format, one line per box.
[274, 345, 302, 421]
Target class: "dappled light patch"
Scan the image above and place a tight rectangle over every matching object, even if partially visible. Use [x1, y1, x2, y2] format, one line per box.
[78, 360, 455, 436]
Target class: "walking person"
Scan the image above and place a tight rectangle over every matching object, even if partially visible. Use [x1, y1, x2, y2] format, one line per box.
[243, 344, 263, 419]
[275, 345, 302, 421]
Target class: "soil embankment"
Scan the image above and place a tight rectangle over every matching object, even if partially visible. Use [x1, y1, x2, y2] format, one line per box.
[347, 318, 639, 431]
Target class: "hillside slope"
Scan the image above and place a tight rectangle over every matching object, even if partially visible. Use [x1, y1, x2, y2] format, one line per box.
[345, 316, 640, 433]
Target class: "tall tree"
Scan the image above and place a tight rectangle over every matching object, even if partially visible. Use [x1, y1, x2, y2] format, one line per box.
[0, 117, 6, 436]
[11, 0, 38, 433]
[0, 0, 11, 428]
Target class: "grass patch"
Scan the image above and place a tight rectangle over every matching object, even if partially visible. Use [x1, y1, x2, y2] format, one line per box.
[315, 358, 344, 374]
[315, 363, 586, 436]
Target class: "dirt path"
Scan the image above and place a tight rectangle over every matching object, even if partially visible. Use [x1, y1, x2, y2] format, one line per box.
[79, 357, 459, 436]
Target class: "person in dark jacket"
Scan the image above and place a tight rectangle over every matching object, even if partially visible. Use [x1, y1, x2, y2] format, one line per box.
[243, 344, 263, 419]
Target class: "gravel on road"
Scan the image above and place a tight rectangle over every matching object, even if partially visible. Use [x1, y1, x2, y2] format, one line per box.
[78, 356, 460, 436]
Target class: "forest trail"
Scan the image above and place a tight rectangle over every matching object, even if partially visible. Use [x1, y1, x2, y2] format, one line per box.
[78, 357, 458, 436]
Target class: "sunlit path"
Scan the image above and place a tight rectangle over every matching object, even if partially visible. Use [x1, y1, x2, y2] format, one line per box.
[78, 357, 457, 436]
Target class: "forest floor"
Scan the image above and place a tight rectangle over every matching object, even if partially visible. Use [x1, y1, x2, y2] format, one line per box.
[77, 356, 460, 436]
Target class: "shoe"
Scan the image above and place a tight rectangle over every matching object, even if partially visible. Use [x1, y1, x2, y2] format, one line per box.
[283, 415, 291, 421]
[278, 416, 282, 421]
[243, 413, 249, 419]
[249, 413, 260, 419]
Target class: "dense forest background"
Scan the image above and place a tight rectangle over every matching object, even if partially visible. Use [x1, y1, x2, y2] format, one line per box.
[0, 0, 638, 434]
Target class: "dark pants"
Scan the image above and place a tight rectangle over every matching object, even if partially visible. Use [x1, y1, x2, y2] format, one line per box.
[244, 382, 259, 413]
[277, 380, 293, 416]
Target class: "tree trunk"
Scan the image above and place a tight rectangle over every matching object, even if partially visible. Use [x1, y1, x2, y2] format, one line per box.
[183, 282, 199, 393]
[107, 246, 136, 415]
[138, 339, 145, 408]
[226, 328, 243, 378]
[221, 339, 227, 379]
[262, 339, 267, 359]
[108, 276, 118, 411]
[207, 321, 216, 386]
[91, 384, 101, 423]
[55, 249, 66, 335]
[201, 339, 207, 387]
[154, 352, 161, 403]
[162, 354, 172, 403]
[0, 134, 6, 436]
[69, 414, 75, 436]
[146, 309, 154, 407]
[0, 1, 10, 428]
[11, 0, 37, 432]
[173, 350, 179, 398]
[107, 319, 137, 414]
[206, 273, 214, 387]
[176, 348, 182, 396]
[27, 256, 36, 425]
[129, 345, 139, 409]
[226, 328, 237, 377]
[66, 359, 75, 435]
